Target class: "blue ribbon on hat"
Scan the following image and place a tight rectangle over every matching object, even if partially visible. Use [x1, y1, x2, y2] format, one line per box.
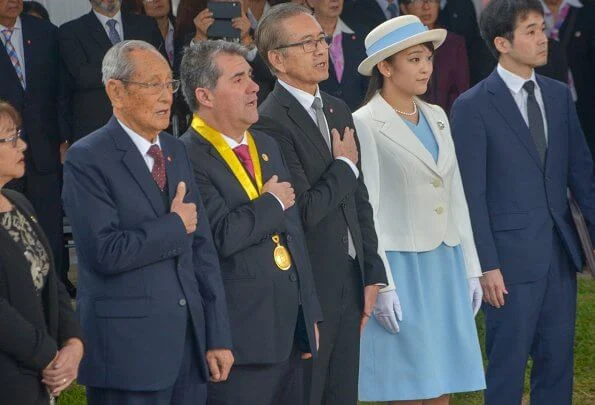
[366, 22, 428, 56]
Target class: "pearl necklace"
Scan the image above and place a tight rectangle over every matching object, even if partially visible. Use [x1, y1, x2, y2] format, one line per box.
[394, 100, 417, 116]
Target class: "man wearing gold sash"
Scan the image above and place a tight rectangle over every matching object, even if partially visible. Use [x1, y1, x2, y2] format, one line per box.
[179, 39, 323, 405]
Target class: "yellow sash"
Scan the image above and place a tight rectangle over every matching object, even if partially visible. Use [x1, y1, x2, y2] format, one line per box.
[191, 115, 263, 200]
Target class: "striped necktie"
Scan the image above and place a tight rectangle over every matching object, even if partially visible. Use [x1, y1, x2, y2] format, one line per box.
[2, 29, 25, 89]
[106, 19, 121, 45]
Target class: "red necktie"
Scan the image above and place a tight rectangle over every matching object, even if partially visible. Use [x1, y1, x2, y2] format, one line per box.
[147, 144, 166, 191]
[233, 144, 254, 178]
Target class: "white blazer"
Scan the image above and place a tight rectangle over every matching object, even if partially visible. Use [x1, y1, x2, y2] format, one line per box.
[353, 93, 482, 291]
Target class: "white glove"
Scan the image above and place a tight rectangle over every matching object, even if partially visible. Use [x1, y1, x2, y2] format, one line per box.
[372, 290, 403, 334]
[467, 277, 483, 316]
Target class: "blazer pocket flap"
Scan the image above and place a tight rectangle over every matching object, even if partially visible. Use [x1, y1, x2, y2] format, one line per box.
[95, 297, 150, 318]
[490, 212, 530, 231]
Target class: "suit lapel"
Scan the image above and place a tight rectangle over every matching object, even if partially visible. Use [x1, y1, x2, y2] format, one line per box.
[487, 71, 543, 171]
[122, 12, 134, 40]
[84, 11, 112, 52]
[274, 84, 332, 163]
[370, 94, 439, 174]
[537, 76, 557, 172]
[20, 17, 33, 91]
[108, 117, 167, 215]
[417, 100, 451, 175]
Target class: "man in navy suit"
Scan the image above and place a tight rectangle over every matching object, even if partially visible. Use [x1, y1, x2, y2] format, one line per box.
[451, 1, 595, 404]
[179, 40, 323, 405]
[62, 40, 233, 405]
[0, 0, 66, 287]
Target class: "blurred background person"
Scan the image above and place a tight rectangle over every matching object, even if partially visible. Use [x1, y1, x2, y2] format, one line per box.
[246, 0, 270, 29]
[354, 15, 485, 405]
[540, 0, 595, 156]
[21, 0, 49, 20]
[0, 100, 83, 405]
[342, 0, 399, 36]
[400, 0, 469, 114]
[1, 0, 71, 295]
[121, 0, 143, 14]
[142, 0, 175, 65]
[58, 0, 165, 142]
[308, 0, 368, 111]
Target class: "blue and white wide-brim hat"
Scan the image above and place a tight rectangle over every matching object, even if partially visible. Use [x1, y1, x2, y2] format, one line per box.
[358, 15, 447, 76]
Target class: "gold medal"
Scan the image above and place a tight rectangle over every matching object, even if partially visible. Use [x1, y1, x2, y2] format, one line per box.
[272, 234, 292, 271]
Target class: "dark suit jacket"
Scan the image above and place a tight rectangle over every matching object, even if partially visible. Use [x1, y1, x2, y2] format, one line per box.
[559, 2, 595, 154]
[58, 11, 164, 142]
[425, 31, 469, 115]
[341, 0, 387, 38]
[438, 0, 495, 85]
[320, 27, 368, 111]
[0, 190, 81, 405]
[0, 14, 60, 174]
[180, 127, 323, 365]
[254, 83, 386, 309]
[62, 117, 231, 390]
[451, 70, 595, 285]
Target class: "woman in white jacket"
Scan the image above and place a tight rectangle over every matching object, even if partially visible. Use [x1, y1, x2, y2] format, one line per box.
[355, 15, 486, 405]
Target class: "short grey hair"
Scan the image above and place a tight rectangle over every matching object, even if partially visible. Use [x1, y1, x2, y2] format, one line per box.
[101, 40, 161, 85]
[180, 40, 249, 113]
[256, 3, 313, 73]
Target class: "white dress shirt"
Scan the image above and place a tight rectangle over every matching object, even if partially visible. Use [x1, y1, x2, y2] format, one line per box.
[221, 133, 285, 210]
[497, 64, 549, 142]
[93, 9, 124, 42]
[118, 119, 162, 171]
[0, 17, 26, 84]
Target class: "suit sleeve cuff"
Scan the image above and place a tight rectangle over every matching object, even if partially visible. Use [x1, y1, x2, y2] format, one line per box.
[266, 191, 285, 210]
[336, 157, 359, 178]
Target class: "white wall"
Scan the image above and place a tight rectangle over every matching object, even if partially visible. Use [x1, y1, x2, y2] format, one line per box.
[28, 0, 91, 27]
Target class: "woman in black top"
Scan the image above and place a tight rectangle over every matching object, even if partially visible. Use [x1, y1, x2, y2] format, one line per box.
[0, 101, 83, 405]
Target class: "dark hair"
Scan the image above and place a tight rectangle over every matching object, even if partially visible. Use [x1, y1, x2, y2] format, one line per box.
[175, 0, 209, 42]
[140, 0, 175, 26]
[256, 3, 313, 73]
[121, 0, 143, 14]
[0, 101, 22, 129]
[479, 0, 544, 58]
[22, 1, 50, 21]
[361, 41, 434, 106]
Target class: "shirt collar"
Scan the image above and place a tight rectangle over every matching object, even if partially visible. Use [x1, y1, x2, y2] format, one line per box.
[278, 79, 323, 111]
[333, 18, 355, 36]
[497, 64, 537, 95]
[376, 0, 392, 11]
[93, 9, 123, 28]
[0, 16, 22, 32]
[117, 118, 161, 156]
[222, 133, 247, 149]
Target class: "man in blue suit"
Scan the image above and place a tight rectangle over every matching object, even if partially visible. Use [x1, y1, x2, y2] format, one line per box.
[451, 1, 595, 404]
[62, 40, 233, 405]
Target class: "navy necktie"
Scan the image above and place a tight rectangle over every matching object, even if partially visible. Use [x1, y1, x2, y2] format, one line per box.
[523, 81, 547, 165]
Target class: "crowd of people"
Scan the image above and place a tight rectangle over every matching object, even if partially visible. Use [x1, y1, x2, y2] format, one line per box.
[0, 0, 594, 404]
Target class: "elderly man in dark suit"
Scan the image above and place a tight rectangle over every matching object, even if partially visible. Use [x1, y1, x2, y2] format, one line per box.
[62, 40, 233, 405]
[179, 39, 323, 405]
[58, 0, 165, 142]
[451, 0, 595, 404]
[253, 4, 387, 405]
[0, 0, 68, 291]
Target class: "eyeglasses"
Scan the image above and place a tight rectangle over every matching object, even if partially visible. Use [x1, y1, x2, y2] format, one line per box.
[274, 36, 333, 53]
[0, 129, 22, 148]
[120, 79, 181, 94]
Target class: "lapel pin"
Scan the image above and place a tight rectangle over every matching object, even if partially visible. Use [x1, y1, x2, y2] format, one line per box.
[329, 107, 334, 114]
[30, 216, 37, 223]
[167, 156, 172, 162]
[261, 153, 269, 161]
[26, 40, 31, 45]
[351, 35, 356, 40]
[575, 31, 581, 38]
[437, 121, 445, 130]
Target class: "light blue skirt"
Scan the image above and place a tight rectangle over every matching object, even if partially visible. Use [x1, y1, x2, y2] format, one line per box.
[359, 244, 486, 401]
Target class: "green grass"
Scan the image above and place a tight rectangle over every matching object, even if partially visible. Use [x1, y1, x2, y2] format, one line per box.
[59, 278, 595, 405]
